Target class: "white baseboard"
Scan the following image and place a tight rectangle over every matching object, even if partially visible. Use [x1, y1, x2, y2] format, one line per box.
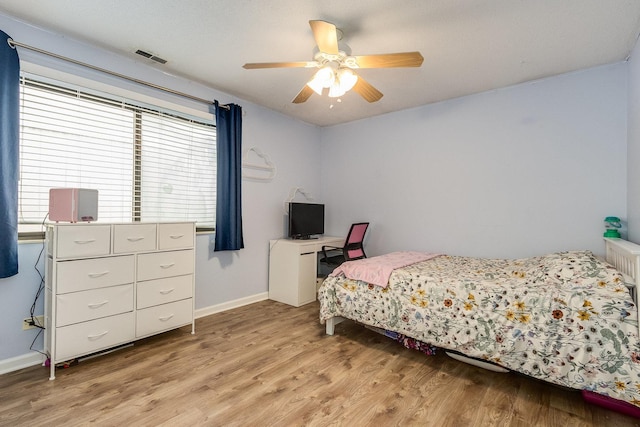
[0, 352, 45, 376]
[0, 292, 269, 376]
[195, 292, 269, 319]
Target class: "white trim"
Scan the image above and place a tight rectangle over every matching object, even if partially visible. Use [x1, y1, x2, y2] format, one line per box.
[0, 352, 45, 376]
[195, 292, 269, 319]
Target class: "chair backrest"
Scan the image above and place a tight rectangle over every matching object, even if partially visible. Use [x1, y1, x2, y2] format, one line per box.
[344, 222, 369, 260]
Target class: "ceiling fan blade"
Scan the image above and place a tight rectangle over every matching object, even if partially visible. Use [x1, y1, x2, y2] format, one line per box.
[309, 20, 339, 54]
[352, 76, 383, 103]
[354, 52, 424, 68]
[292, 85, 315, 104]
[243, 61, 316, 69]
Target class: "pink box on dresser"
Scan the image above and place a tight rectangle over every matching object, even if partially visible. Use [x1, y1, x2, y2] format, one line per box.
[48, 188, 98, 222]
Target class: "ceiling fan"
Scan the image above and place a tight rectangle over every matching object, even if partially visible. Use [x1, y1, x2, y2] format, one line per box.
[242, 20, 424, 104]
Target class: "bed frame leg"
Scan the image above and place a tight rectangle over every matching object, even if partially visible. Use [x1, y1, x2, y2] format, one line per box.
[326, 316, 345, 335]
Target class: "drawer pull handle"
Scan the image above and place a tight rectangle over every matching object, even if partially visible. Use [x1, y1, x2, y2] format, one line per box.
[159, 314, 174, 322]
[87, 330, 109, 340]
[169, 234, 184, 239]
[159, 288, 175, 295]
[74, 239, 96, 245]
[160, 263, 175, 269]
[87, 300, 109, 309]
[88, 271, 109, 278]
[127, 236, 145, 242]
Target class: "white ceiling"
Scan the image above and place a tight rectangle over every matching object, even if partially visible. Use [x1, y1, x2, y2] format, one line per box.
[1, 0, 640, 127]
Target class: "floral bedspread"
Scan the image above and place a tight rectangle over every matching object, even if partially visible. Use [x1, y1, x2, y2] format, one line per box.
[318, 251, 640, 407]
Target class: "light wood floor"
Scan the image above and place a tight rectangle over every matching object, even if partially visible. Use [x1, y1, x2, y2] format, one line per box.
[1, 300, 639, 426]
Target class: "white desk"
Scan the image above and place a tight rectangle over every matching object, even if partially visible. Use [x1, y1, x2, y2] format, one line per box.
[268, 236, 344, 307]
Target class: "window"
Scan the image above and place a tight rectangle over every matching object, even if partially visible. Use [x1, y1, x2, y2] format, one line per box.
[18, 77, 216, 235]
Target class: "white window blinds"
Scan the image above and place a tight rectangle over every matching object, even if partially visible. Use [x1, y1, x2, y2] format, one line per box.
[18, 77, 216, 229]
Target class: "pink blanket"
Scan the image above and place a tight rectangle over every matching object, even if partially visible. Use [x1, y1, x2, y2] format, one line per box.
[329, 251, 440, 288]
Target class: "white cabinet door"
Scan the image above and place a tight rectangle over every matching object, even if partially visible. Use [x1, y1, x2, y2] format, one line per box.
[297, 252, 317, 305]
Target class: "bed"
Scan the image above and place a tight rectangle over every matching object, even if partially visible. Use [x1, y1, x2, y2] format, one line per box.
[318, 238, 640, 412]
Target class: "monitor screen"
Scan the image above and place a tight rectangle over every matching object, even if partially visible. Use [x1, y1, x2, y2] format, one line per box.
[288, 202, 324, 239]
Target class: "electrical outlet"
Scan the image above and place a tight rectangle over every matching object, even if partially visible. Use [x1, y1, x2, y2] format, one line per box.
[23, 315, 44, 330]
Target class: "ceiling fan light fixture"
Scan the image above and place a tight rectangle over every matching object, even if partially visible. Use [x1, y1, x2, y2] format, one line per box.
[328, 68, 358, 98]
[307, 65, 335, 95]
[245, 20, 421, 104]
[337, 68, 358, 92]
[306, 78, 324, 95]
[328, 82, 345, 98]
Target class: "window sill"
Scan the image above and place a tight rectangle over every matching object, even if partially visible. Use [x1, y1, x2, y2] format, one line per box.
[18, 224, 46, 242]
[19, 236, 45, 244]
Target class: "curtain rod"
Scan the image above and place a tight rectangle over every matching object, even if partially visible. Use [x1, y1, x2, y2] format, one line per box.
[7, 38, 230, 109]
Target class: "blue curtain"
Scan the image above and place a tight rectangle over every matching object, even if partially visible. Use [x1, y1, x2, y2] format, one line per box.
[0, 32, 20, 278]
[213, 100, 244, 251]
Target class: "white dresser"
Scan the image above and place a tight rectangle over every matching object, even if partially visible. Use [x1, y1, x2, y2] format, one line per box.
[44, 222, 195, 380]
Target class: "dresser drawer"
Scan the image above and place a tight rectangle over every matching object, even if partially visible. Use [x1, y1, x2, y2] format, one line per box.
[158, 223, 194, 250]
[55, 225, 111, 259]
[136, 298, 192, 337]
[56, 255, 135, 294]
[113, 224, 157, 254]
[56, 284, 134, 327]
[55, 312, 135, 362]
[137, 275, 193, 309]
[137, 249, 194, 281]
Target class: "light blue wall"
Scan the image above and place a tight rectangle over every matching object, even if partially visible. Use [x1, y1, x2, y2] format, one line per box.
[0, 243, 46, 361]
[320, 64, 628, 259]
[0, 10, 635, 367]
[627, 33, 640, 243]
[195, 106, 323, 309]
[0, 12, 322, 362]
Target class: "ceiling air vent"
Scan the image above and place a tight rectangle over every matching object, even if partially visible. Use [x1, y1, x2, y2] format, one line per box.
[135, 49, 167, 64]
